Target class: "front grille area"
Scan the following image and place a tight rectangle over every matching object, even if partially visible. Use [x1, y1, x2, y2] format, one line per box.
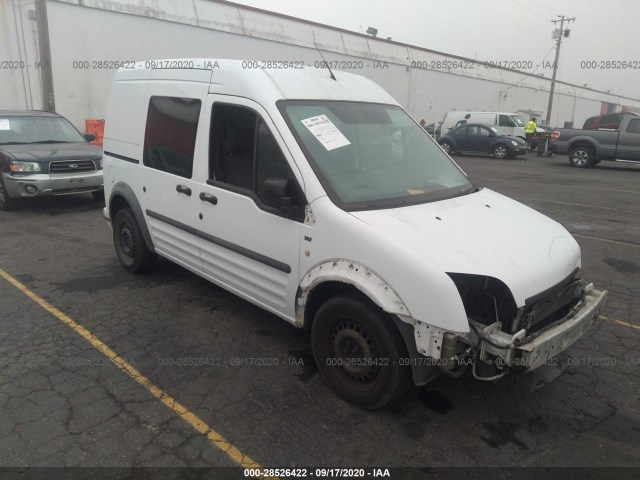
[522, 279, 586, 333]
[49, 160, 96, 174]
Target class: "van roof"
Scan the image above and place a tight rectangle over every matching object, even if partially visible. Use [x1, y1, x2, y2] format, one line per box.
[114, 58, 397, 106]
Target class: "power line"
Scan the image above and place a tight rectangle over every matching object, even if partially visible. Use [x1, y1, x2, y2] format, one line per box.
[471, 0, 549, 39]
[530, 0, 563, 16]
[511, 0, 552, 21]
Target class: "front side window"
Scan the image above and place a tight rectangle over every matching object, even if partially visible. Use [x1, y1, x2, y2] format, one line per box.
[143, 96, 201, 178]
[279, 101, 475, 210]
[209, 104, 305, 220]
[498, 115, 515, 127]
[469, 126, 492, 137]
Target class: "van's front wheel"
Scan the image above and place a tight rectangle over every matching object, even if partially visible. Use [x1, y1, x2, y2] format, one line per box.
[311, 293, 411, 409]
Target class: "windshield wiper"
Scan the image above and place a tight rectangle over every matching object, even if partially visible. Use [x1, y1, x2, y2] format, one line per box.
[29, 140, 73, 144]
[0, 141, 30, 145]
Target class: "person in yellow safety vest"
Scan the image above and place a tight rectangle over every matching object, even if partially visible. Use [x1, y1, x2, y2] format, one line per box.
[525, 117, 537, 151]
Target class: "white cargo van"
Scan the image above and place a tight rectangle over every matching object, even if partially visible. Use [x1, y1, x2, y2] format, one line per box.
[103, 59, 606, 408]
[442, 111, 525, 138]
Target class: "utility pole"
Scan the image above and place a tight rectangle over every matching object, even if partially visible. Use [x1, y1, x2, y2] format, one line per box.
[546, 15, 575, 125]
[35, 0, 55, 112]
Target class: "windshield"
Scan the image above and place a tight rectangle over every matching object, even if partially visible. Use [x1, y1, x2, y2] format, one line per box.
[0, 116, 86, 144]
[278, 101, 475, 210]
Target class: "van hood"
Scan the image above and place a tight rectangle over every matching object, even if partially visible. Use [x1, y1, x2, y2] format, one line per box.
[350, 188, 580, 307]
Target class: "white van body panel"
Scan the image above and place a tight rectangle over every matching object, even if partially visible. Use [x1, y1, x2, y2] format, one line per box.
[350, 188, 581, 308]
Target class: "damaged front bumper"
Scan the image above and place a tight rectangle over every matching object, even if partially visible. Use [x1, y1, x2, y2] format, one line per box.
[477, 285, 607, 372]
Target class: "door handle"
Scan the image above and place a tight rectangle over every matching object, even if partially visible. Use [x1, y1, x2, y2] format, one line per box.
[176, 185, 192, 196]
[199, 192, 218, 205]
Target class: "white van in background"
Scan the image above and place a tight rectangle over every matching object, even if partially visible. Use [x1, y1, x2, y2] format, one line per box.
[442, 111, 525, 139]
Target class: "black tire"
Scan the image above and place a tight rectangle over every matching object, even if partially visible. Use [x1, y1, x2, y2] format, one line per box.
[439, 141, 454, 155]
[0, 175, 17, 211]
[568, 146, 595, 168]
[311, 292, 412, 409]
[112, 208, 156, 273]
[492, 144, 509, 159]
[92, 190, 105, 202]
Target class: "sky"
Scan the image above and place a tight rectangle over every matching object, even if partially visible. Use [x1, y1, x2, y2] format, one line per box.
[230, 0, 640, 100]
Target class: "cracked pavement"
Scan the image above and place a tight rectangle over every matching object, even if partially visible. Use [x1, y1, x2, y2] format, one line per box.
[0, 152, 638, 471]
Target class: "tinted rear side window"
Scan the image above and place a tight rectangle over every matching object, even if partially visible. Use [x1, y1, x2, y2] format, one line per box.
[143, 96, 202, 178]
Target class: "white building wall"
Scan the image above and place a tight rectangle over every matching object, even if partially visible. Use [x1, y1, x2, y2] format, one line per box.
[1, 0, 638, 131]
[0, 0, 43, 111]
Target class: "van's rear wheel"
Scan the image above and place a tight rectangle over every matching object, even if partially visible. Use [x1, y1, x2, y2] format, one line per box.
[113, 208, 156, 272]
[311, 293, 411, 409]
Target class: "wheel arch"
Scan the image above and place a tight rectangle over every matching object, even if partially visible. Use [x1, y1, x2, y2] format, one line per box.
[297, 261, 441, 388]
[109, 181, 155, 253]
[296, 259, 410, 330]
[567, 139, 597, 153]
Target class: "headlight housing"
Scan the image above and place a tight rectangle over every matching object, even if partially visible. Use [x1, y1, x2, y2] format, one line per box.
[511, 140, 518, 147]
[10, 161, 41, 173]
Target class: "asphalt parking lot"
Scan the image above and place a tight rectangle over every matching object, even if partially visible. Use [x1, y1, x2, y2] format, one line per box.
[0, 151, 639, 477]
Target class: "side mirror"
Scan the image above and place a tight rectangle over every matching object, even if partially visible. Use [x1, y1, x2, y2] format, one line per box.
[261, 177, 298, 216]
[84, 133, 96, 142]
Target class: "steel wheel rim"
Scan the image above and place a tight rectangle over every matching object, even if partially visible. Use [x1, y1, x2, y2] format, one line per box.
[330, 318, 380, 388]
[119, 222, 136, 260]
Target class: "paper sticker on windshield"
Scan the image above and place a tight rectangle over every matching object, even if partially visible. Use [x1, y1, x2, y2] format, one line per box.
[301, 115, 350, 151]
[0, 119, 10, 131]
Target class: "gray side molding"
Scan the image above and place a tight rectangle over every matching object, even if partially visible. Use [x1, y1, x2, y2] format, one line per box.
[109, 182, 155, 253]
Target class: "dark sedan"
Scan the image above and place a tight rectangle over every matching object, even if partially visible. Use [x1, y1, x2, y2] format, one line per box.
[0, 110, 103, 210]
[438, 123, 528, 159]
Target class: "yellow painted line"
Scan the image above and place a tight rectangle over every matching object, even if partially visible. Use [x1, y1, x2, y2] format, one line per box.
[600, 315, 640, 331]
[0, 267, 267, 474]
[572, 233, 640, 249]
